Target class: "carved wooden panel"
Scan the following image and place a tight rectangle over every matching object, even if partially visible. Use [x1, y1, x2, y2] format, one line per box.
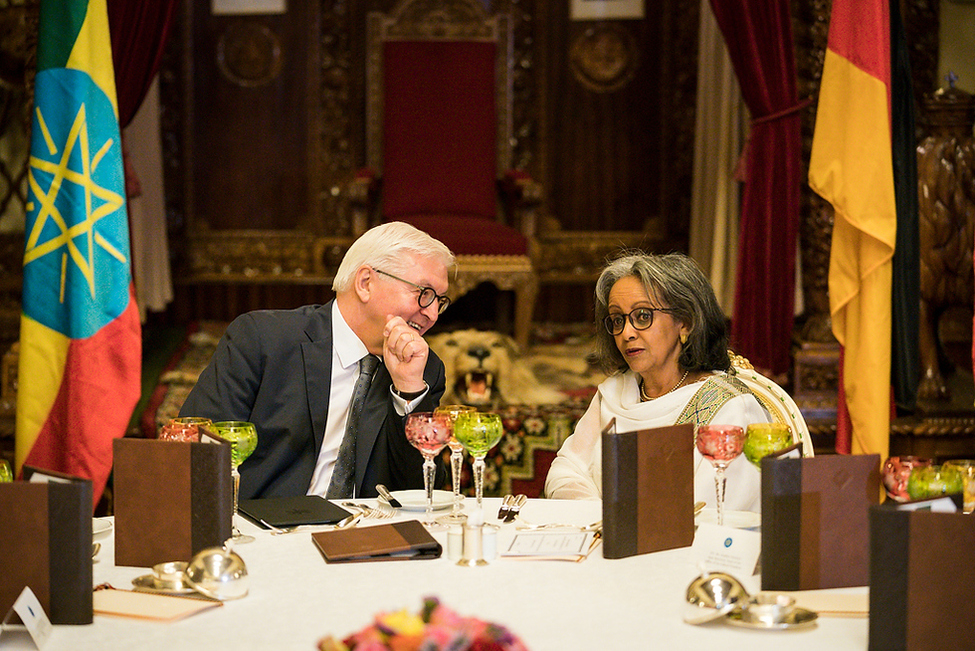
[539, 0, 698, 247]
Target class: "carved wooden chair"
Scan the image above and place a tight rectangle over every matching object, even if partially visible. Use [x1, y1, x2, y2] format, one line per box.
[730, 352, 815, 457]
[347, 0, 542, 349]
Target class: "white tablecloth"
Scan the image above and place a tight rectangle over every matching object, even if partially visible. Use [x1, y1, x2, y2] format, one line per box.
[6, 498, 869, 650]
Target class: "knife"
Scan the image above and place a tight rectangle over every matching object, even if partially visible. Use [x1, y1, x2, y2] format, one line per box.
[498, 494, 515, 520]
[376, 484, 402, 508]
[503, 494, 527, 523]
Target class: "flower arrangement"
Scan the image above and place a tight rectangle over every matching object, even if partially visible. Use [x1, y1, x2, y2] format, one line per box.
[318, 597, 529, 651]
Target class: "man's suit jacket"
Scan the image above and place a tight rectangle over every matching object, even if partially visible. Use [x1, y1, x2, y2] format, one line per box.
[178, 302, 447, 499]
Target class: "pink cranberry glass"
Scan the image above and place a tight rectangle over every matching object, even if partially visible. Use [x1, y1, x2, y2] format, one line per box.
[882, 455, 932, 502]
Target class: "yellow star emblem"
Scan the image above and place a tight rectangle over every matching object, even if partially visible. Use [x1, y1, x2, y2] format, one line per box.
[25, 102, 126, 303]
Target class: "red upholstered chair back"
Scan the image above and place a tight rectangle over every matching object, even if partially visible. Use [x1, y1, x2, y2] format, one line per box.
[382, 40, 498, 223]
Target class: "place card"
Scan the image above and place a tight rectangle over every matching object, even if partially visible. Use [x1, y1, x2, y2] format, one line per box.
[690, 522, 761, 576]
[1, 587, 52, 649]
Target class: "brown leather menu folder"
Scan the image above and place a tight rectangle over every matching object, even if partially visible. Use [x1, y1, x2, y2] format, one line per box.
[113, 437, 232, 567]
[869, 504, 975, 651]
[761, 453, 881, 591]
[601, 420, 695, 559]
[311, 520, 442, 563]
[0, 467, 92, 624]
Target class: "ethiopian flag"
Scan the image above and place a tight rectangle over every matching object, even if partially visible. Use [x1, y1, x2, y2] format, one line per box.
[808, 0, 896, 460]
[17, 0, 141, 506]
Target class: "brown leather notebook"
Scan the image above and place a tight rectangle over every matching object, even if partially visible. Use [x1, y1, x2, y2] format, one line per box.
[601, 420, 695, 559]
[113, 437, 232, 567]
[311, 520, 442, 563]
[0, 468, 92, 624]
[869, 504, 975, 650]
[761, 453, 881, 590]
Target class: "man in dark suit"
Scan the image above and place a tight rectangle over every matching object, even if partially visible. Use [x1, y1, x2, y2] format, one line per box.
[179, 221, 454, 499]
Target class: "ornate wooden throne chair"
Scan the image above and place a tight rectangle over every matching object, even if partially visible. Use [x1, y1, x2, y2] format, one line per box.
[348, 0, 542, 349]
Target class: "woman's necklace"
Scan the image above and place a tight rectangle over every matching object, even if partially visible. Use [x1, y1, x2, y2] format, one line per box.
[640, 369, 689, 401]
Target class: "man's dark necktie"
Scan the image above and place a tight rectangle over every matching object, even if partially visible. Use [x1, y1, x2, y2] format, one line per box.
[327, 354, 379, 499]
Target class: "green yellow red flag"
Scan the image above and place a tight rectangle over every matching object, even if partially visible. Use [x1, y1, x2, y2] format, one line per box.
[17, 0, 141, 506]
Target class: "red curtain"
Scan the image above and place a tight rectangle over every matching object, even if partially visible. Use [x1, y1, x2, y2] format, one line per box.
[708, 0, 803, 376]
[107, 0, 180, 128]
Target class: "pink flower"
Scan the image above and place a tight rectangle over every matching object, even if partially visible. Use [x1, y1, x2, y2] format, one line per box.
[323, 598, 528, 651]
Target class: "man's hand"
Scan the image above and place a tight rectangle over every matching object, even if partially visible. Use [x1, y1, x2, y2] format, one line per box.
[382, 315, 428, 393]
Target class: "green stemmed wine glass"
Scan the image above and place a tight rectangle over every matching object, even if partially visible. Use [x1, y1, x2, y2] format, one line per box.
[743, 422, 793, 469]
[213, 421, 258, 544]
[452, 412, 503, 511]
[0, 459, 12, 483]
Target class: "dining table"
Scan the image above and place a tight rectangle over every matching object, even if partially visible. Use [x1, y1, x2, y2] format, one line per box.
[3, 497, 870, 650]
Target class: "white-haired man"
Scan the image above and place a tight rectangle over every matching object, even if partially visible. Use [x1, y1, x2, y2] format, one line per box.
[180, 222, 455, 499]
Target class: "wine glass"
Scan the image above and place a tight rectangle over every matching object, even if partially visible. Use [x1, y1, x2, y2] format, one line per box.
[212, 421, 259, 544]
[452, 412, 504, 512]
[881, 455, 931, 502]
[695, 424, 745, 526]
[434, 404, 477, 524]
[743, 422, 793, 469]
[405, 412, 453, 531]
[159, 416, 212, 442]
[943, 459, 975, 513]
[0, 459, 12, 482]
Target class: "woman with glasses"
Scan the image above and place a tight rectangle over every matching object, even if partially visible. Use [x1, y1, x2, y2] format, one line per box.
[544, 252, 769, 511]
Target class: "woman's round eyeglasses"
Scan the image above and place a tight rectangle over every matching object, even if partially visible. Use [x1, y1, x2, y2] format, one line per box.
[374, 269, 451, 314]
[603, 307, 674, 336]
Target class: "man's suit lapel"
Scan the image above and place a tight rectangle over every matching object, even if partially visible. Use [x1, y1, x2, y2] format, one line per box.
[354, 362, 390, 490]
[301, 303, 333, 455]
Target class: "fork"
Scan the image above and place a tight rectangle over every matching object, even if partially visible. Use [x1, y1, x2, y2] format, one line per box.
[261, 513, 361, 535]
[342, 501, 395, 520]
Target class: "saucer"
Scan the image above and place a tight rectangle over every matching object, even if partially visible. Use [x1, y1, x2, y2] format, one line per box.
[92, 518, 113, 541]
[725, 606, 818, 630]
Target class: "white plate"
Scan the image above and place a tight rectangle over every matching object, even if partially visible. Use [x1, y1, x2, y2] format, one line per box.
[93, 518, 113, 540]
[388, 489, 454, 511]
[695, 509, 761, 530]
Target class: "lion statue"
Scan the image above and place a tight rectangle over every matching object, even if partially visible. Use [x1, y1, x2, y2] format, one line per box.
[427, 329, 570, 406]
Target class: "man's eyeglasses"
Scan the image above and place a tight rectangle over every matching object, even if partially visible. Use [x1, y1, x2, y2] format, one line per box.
[603, 307, 675, 336]
[374, 269, 451, 314]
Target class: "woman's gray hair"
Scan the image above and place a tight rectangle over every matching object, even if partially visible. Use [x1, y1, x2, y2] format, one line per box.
[590, 251, 731, 375]
[332, 221, 456, 293]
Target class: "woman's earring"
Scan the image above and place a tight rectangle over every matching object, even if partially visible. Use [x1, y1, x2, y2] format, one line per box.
[680, 332, 688, 345]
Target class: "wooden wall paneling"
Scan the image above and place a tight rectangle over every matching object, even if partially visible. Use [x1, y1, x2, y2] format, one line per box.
[538, 0, 697, 240]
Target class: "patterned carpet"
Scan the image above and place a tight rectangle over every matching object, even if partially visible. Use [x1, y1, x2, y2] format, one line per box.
[142, 321, 602, 498]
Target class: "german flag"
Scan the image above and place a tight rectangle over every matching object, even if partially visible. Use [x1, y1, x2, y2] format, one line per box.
[17, 0, 140, 506]
[808, 0, 897, 460]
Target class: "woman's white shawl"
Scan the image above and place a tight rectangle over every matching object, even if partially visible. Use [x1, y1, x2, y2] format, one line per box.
[544, 371, 769, 512]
